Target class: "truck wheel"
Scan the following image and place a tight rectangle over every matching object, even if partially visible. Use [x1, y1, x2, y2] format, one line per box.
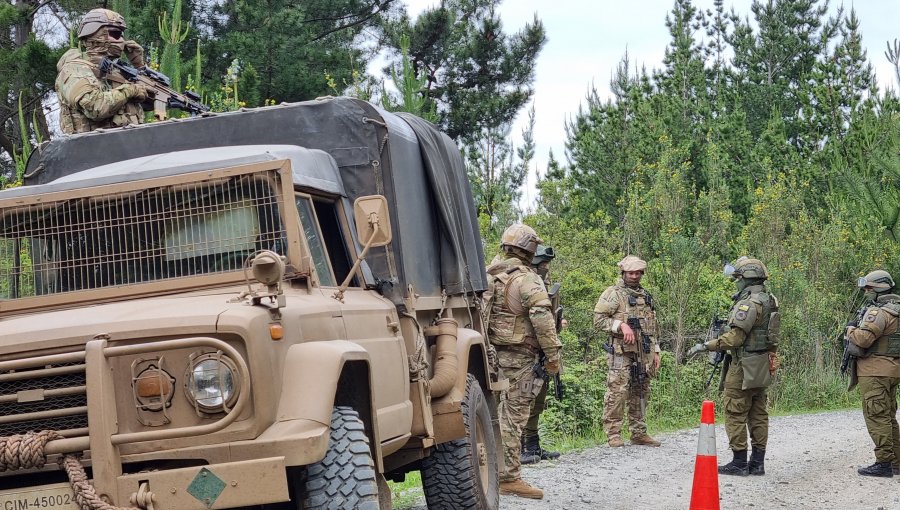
[421, 374, 499, 510]
[301, 406, 380, 510]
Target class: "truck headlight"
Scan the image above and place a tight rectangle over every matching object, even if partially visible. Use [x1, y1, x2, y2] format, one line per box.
[185, 353, 239, 413]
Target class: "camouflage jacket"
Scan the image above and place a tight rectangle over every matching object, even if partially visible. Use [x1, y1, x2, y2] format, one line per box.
[55, 48, 143, 134]
[484, 256, 561, 362]
[593, 279, 659, 357]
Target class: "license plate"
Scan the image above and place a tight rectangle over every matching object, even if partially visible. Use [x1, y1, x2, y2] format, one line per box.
[0, 484, 79, 510]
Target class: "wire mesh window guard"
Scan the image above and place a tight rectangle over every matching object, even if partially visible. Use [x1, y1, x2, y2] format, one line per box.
[0, 170, 287, 300]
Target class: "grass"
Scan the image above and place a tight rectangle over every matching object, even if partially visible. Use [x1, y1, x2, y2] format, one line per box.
[388, 471, 423, 509]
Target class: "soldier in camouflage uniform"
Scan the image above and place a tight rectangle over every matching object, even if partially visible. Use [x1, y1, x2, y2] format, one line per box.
[56, 9, 149, 134]
[520, 245, 563, 464]
[688, 257, 780, 476]
[486, 224, 562, 500]
[847, 270, 900, 478]
[594, 256, 661, 448]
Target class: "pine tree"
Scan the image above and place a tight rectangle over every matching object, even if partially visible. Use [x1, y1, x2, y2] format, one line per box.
[202, 0, 396, 103]
[0, 0, 66, 179]
[386, 0, 546, 141]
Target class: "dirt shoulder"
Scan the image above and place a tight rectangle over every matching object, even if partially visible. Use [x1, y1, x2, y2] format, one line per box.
[410, 409, 900, 509]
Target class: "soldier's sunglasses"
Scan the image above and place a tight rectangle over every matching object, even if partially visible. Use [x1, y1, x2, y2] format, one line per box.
[107, 29, 123, 40]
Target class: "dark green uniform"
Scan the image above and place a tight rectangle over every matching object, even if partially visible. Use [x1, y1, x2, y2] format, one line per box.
[705, 283, 779, 452]
[848, 294, 900, 467]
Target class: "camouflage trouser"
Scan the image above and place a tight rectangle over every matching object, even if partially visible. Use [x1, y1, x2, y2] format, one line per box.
[858, 376, 900, 464]
[722, 387, 768, 451]
[603, 353, 651, 438]
[497, 348, 541, 481]
[524, 377, 548, 438]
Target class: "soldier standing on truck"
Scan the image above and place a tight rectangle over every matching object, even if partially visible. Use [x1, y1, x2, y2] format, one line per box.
[845, 270, 900, 478]
[594, 255, 661, 448]
[485, 224, 562, 500]
[56, 8, 149, 134]
[520, 244, 563, 464]
[688, 256, 780, 476]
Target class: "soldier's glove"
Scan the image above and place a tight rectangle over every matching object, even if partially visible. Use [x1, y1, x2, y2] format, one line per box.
[768, 352, 780, 374]
[544, 358, 561, 376]
[124, 40, 145, 68]
[121, 83, 149, 102]
[686, 343, 707, 358]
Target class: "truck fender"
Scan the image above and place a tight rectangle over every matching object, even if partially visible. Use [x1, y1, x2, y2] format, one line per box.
[275, 340, 381, 465]
[454, 328, 492, 395]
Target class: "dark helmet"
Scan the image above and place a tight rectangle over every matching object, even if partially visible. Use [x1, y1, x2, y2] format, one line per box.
[531, 245, 555, 265]
[857, 270, 895, 293]
[78, 8, 126, 39]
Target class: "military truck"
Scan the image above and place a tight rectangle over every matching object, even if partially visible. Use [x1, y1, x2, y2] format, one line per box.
[0, 98, 501, 510]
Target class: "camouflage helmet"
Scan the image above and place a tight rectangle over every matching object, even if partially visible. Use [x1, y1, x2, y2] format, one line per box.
[78, 8, 126, 39]
[857, 270, 895, 293]
[531, 245, 555, 265]
[724, 256, 769, 280]
[618, 255, 647, 272]
[500, 223, 542, 256]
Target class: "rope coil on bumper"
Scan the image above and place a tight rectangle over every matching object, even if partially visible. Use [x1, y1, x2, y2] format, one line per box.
[0, 431, 141, 510]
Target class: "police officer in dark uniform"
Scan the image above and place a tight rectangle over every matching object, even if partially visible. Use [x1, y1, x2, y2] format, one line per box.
[847, 270, 900, 477]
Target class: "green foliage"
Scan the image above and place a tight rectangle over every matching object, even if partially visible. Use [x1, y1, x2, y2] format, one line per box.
[381, 34, 437, 123]
[158, 0, 190, 91]
[532, 0, 900, 456]
[384, 0, 546, 142]
[202, 0, 395, 104]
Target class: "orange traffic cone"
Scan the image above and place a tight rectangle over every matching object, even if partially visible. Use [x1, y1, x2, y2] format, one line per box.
[689, 400, 720, 510]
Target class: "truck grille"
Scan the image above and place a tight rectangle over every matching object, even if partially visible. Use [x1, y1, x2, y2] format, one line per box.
[0, 363, 88, 437]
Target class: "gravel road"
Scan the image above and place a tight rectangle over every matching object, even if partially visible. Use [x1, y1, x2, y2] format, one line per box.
[411, 409, 900, 510]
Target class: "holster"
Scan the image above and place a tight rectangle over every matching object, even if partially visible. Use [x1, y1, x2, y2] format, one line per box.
[847, 357, 859, 392]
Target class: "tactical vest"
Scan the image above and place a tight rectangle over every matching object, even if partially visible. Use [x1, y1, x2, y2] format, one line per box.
[57, 51, 143, 134]
[485, 263, 535, 347]
[743, 290, 780, 353]
[611, 286, 655, 354]
[870, 301, 900, 358]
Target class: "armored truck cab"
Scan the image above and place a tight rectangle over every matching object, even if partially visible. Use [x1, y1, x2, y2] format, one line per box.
[0, 98, 500, 510]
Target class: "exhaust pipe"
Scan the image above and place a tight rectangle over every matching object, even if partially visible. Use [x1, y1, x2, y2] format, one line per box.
[423, 318, 459, 398]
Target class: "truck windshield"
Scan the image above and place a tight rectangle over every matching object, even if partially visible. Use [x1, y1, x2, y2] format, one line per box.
[0, 172, 286, 300]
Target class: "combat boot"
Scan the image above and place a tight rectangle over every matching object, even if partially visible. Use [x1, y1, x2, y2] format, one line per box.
[630, 434, 661, 447]
[499, 479, 544, 499]
[857, 461, 893, 478]
[718, 450, 749, 476]
[748, 448, 765, 475]
[893, 464, 899, 476]
[608, 435, 624, 448]
[520, 435, 541, 465]
[534, 432, 561, 460]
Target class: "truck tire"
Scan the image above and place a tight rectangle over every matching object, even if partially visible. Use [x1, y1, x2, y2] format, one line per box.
[301, 406, 380, 510]
[421, 374, 499, 510]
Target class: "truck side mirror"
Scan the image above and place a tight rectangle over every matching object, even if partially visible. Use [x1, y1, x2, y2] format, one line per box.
[333, 195, 393, 302]
[353, 195, 392, 247]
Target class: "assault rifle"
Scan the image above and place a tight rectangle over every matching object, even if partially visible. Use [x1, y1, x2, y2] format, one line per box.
[542, 282, 565, 400]
[704, 315, 727, 389]
[533, 351, 564, 400]
[548, 282, 564, 333]
[626, 316, 651, 415]
[99, 58, 209, 121]
[839, 298, 870, 387]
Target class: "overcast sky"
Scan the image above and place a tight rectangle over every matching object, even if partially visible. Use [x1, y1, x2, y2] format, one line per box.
[403, 0, 900, 207]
